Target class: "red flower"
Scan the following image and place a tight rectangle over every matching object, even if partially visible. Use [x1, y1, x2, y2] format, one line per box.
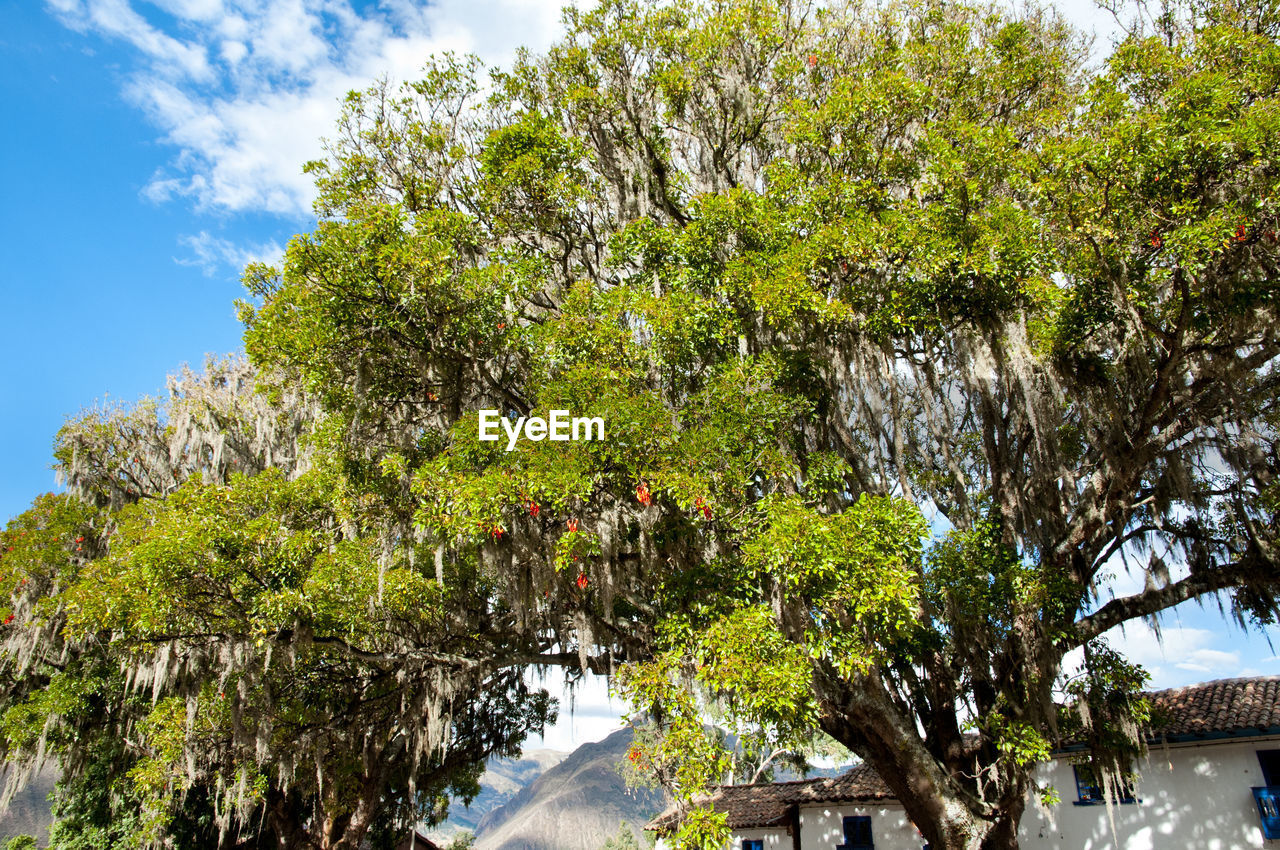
[529, 502, 540, 517]
[490, 526, 504, 540]
[575, 572, 589, 590]
[807, 53, 818, 67]
[1149, 232, 1162, 248]
[75, 536, 85, 543]
[498, 323, 506, 330]
[636, 482, 652, 507]
[1236, 224, 1248, 242]
[3, 615, 12, 626]
[567, 519, 579, 533]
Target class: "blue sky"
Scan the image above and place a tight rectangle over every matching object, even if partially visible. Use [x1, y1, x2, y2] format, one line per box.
[0, 0, 1274, 751]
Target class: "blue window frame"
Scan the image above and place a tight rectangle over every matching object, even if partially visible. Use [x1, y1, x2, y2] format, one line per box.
[742, 841, 764, 850]
[1072, 765, 1136, 805]
[1255, 751, 1280, 839]
[835, 815, 874, 849]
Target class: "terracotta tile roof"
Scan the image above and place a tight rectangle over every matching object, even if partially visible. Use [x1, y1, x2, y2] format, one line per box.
[393, 830, 441, 850]
[648, 764, 891, 833]
[1147, 676, 1280, 740]
[648, 676, 1280, 833]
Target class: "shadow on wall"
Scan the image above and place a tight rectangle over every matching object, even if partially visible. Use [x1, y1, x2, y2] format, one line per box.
[1020, 743, 1270, 850]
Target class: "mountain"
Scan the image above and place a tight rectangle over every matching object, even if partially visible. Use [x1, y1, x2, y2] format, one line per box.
[473, 728, 667, 850]
[425, 749, 569, 843]
[0, 766, 56, 844]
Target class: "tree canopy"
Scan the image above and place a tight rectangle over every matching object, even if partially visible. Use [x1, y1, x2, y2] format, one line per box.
[3, 0, 1280, 849]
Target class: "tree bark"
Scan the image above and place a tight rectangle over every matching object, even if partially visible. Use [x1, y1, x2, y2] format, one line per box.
[814, 664, 1033, 850]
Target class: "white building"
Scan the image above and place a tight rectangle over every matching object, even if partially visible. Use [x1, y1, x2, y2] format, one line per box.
[649, 677, 1280, 849]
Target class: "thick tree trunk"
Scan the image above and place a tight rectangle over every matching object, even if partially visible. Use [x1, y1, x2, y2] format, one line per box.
[267, 788, 311, 850]
[319, 770, 385, 850]
[814, 665, 1030, 850]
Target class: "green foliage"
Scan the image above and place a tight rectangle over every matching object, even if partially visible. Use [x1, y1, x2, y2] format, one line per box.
[445, 831, 476, 850]
[1060, 640, 1153, 796]
[599, 821, 653, 850]
[7, 1, 1280, 848]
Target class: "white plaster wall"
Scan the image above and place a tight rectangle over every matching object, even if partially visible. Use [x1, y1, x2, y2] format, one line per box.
[733, 827, 791, 848]
[798, 803, 926, 850]
[1019, 736, 1280, 850]
[654, 827, 790, 850]
[674, 736, 1280, 849]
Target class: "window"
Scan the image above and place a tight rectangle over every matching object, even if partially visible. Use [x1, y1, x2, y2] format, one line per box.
[1257, 750, 1280, 786]
[742, 842, 764, 850]
[836, 815, 874, 850]
[1254, 751, 1280, 840]
[1072, 764, 1137, 805]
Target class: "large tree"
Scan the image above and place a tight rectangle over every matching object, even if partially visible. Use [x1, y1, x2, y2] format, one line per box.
[0, 360, 554, 849]
[5, 0, 1278, 848]
[238, 0, 1280, 847]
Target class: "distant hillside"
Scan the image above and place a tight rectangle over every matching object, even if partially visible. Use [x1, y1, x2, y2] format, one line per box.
[0, 766, 56, 844]
[474, 728, 667, 850]
[425, 749, 568, 843]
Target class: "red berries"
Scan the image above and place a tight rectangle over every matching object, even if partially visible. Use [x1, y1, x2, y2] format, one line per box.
[529, 502, 540, 517]
[1236, 224, 1248, 242]
[75, 536, 84, 543]
[807, 53, 818, 67]
[575, 572, 589, 590]
[567, 519, 579, 533]
[694, 497, 712, 520]
[1149, 232, 1162, 248]
[490, 526, 504, 540]
[3, 615, 12, 626]
[636, 482, 652, 507]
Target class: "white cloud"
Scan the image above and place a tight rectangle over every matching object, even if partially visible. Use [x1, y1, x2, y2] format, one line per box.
[177, 230, 284, 276]
[50, 0, 214, 81]
[1061, 620, 1278, 692]
[525, 670, 627, 753]
[47, 0, 570, 218]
